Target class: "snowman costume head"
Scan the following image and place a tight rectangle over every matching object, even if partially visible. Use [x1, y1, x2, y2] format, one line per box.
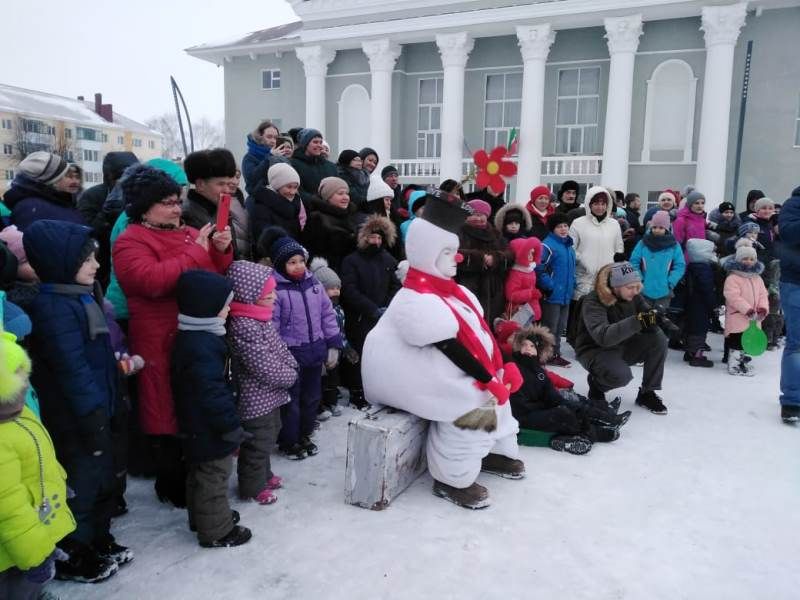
[404, 191, 467, 279]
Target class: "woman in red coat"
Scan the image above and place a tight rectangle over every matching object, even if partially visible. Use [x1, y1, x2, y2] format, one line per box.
[113, 164, 233, 505]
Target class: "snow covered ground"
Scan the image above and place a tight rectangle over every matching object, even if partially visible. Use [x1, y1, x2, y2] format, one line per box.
[51, 333, 796, 600]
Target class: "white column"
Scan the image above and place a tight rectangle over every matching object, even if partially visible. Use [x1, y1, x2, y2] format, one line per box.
[295, 45, 336, 133]
[435, 32, 474, 181]
[601, 14, 643, 191]
[695, 2, 747, 210]
[515, 24, 556, 205]
[362, 39, 401, 166]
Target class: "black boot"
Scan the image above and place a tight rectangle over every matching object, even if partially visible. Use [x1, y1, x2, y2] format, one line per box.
[549, 435, 593, 455]
[56, 540, 119, 583]
[349, 388, 371, 411]
[432, 480, 490, 509]
[635, 388, 668, 415]
[199, 525, 252, 548]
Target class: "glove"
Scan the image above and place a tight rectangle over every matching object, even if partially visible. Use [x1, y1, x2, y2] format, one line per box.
[635, 310, 658, 330]
[77, 407, 112, 457]
[116, 352, 145, 376]
[757, 307, 768, 318]
[221, 426, 254, 445]
[501, 362, 523, 394]
[325, 348, 340, 370]
[343, 346, 360, 365]
[706, 221, 718, 231]
[25, 548, 69, 584]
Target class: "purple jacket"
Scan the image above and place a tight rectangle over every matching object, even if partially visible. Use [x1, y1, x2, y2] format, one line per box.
[228, 261, 298, 420]
[273, 270, 342, 366]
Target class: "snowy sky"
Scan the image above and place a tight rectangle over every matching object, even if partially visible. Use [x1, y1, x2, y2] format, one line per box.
[5, 0, 298, 124]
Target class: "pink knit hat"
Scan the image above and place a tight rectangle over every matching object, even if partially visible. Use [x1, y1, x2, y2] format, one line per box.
[0, 225, 26, 264]
[467, 199, 491, 217]
[650, 210, 671, 231]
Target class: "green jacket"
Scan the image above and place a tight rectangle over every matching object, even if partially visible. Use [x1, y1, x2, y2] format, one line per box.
[290, 149, 337, 207]
[0, 407, 75, 571]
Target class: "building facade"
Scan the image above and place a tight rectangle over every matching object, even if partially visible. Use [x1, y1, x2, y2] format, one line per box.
[186, 0, 800, 209]
[0, 85, 163, 193]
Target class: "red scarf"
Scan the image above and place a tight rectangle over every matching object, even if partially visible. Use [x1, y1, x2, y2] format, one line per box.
[403, 268, 504, 384]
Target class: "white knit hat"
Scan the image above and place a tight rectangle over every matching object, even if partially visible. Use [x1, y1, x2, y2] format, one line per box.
[366, 177, 394, 203]
[267, 163, 300, 192]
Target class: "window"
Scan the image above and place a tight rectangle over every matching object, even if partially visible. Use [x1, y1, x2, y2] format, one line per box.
[117, 135, 124, 145]
[417, 78, 443, 158]
[261, 69, 281, 90]
[483, 73, 522, 151]
[101, 133, 108, 143]
[2, 144, 12, 155]
[82, 149, 99, 162]
[22, 119, 51, 135]
[133, 138, 142, 147]
[642, 60, 696, 162]
[65, 151, 74, 162]
[1, 119, 12, 129]
[76, 126, 101, 141]
[795, 93, 800, 147]
[555, 67, 601, 155]
[148, 140, 155, 149]
[4, 170, 14, 180]
[64, 128, 72, 139]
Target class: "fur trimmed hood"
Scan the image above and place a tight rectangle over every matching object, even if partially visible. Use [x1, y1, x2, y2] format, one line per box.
[511, 324, 556, 364]
[494, 202, 532, 232]
[358, 214, 397, 250]
[509, 236, 542, 267]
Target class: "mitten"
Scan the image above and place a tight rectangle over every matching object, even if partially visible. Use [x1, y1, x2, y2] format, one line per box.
[501, 362, 523, 394]
[116, 352, 145, 376]
[77, 407, 112, 457]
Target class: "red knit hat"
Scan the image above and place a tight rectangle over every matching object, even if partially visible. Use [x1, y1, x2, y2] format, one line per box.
[530, 185, 551, 203]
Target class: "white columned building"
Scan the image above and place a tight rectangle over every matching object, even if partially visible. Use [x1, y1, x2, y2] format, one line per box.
[362, 39, 402, 167]
[295, 45, 337, 133]
[601, 14, 643, 191]
[695, 2, 748, 210]
[515, 24, 556, 205]
[435, 32, 474, 181]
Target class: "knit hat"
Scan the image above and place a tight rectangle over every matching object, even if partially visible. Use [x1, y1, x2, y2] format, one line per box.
[184, 148, 236, 183]
[746, 189, 765, 207]
[146, 158, 188, 186]
[176, 270, 234, 318]
[649, 210, 671, 231]
[309, 257, 341, 290]
[494, 319, 520, 344]
[738, 221, 760, 237]
[121, 164, 182, 222]
[608, 261, 641, 288]
[0, 331, 31, 406]
[267, 163, 300, 192]
[257, 227, 307, 273]
[337, 149, 360, 168]
[318, 177, 349, 203]
[682, 184, 696, 198]
[298, 128, 323, 149]
[557, 180, 579, 202]
[658, 190, 677, 205]
[685, 190, 706, 208]
[0, 226, 26, 265]
[367, 177, 394, 203]
[547, 212, 569, 231]
[718, 201, 736, 214]
[530, 185, 551, 203]
[753, 197, 774, 211]
[381, 165, 399, 179]
[17, 151, 70, 185]
[467, 199, 491, 217]
[735, 244, 757, 262]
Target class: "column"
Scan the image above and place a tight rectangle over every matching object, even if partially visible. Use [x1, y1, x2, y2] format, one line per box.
[601, 14, 643, 191]
[295, 45, 336, 133]
[362, 39, 402, 167]
[695, 2, 747, 210]
[435, 32, 474, 181]
[515, 24, 556, 205]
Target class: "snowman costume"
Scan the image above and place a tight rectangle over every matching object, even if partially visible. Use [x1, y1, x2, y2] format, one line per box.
[362, 191, 523, 501]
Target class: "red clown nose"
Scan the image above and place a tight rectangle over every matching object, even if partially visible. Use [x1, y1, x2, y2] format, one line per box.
[455, 253, 464, 264]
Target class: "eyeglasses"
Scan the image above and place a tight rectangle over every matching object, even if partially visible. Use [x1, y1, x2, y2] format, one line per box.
[158, 199, 183, 207]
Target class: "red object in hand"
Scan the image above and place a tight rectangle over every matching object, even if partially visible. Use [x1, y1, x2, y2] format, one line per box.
[473, 146, 517, 195]
[216, 193, 232, 232]
[501, 362, 523, 394]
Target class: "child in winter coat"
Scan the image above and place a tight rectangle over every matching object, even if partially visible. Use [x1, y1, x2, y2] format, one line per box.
[629, 210, 686, 310]
[505, 236, 543, 327]
[171, 270, 252, 548]
[723, 244, 769, 376]
[682, 239, 719, 368]
[673, 191, 712, 259]
[260, 228, 343, 459]
[399, 190, 427, 242]
[227, 261, 298, 505]
[23, 219, 130, 582]
[494, 319, 574, 390]
[536, 213, 576, 366]
[494, 203, 532, 242]
[0, 332, 75, 597]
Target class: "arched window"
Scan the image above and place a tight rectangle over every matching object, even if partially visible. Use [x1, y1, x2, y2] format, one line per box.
[337, 84, 371, 156]
[641, 59, 697, 162]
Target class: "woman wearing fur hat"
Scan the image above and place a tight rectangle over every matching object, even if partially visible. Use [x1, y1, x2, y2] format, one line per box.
[248, 162, 305, 247]
[290, 129, 338, 208]
[708, 201, 742, 256]
[494, 203, 531, 242]
[302, 177, 359, 273]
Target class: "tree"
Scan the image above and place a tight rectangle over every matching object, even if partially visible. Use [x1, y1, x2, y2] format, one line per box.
[145, 113, 224, 160]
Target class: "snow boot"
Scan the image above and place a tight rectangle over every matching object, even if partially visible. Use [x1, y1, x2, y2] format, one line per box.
[480, 453, 526, 479]
[92, 538, 134, 566]
[688, 350, 714, 368]
[254, 488, 278, 505]
[349, 388, 371, 411]
[635, 389, 668, 415]
[549, 434, 592, 455]
[265, 475, 283, 490]
[55, 541, 119, 583]
[593, 424, 620, 442]
[301, 436, 319, 456]
[199, 525, 252, 548]
[608, 397, 622, 413]
[280, 443, 308, 460]
[191, 510, 240, 532]
[728, 351, 754, 377]
[432, 480, 490, 510]
[781, 405, 800, 424]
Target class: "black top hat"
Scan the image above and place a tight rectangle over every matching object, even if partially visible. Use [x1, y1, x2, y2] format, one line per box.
[420, 187, 471, 234]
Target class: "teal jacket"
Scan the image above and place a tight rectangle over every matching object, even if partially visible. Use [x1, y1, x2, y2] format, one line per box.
[105, 212, 130, 319]
[629, 234, 686, 300]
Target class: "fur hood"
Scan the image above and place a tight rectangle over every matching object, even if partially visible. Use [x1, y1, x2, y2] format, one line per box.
[592, 263, 642, 307]
[583, 186, 615, 222]
[494, 202, 532, 232]
[358, 214, 397, 250]
[509, 236, 542, 267]
[511, 324, 556, 364]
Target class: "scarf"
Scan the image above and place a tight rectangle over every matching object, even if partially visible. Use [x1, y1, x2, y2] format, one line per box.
[229, 302, 272, 322]
[403, 268, 503, 388]
[177, 314, 227, 336]
[642, 232, 677, 252]
[247, 135, 270, 162]
[40, 282, 109, 340]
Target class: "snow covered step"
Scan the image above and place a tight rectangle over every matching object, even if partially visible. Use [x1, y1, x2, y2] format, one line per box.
[344, 406, 429, 510]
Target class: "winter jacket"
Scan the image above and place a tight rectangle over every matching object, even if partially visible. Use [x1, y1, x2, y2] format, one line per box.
[302, 195, 359, 273]
[568, 188, 624, 299]
[708, 210, 742, 256]
[227, 262, 298, 421]
[400, 191, 427, 242]
[525, 203, 555, 241]
[0, 407, 76, 572]
[465, 188, 506, 220]
[504, 237, 543, 321]
[76, 151, 139, 238]
[457, 224, 513, 326]
[629, 234, 686, 300]
[23, 221, 117, 443]
[723, 261, 769, 336]
[105, 212, 130, 319]
[673, 204, 708, 252]
[509, 353, 568, 428]
[273, 270, 343, 366]
[247, 186, 303, 246]
[182, 189, 251, 260]
[242, 134, 288, 196]
[554, 200, 580, 217]
[780, 186, 800, 285]
[537, 233, 576, 306]
[290, 148, 337, 208]
[742, 214, 776, 263]
[4, 174, 86, 232]
[113, 223, 232, 435]
[494, 203, 532, 242]
[683, 242, 719, 338]
[337, 165, 370, 211]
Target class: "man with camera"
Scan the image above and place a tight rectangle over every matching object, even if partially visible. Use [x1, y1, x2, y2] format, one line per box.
[572, 261, 670, 415]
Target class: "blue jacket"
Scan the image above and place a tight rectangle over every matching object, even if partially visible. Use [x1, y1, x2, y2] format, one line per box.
[629, 234, 686, 300]
[22, 220, 116, 442]
[780, 186, 800, 285]
[536, 233, 576, 306]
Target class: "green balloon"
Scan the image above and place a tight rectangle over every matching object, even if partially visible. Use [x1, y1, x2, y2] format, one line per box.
[741, 320, 768, 356]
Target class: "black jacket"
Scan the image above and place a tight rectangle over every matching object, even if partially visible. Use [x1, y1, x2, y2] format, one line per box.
[456, 225, 512, 325]
[302, 196, 359, 273]
[290, 148, 337, 208]
[247, 187, 303, 245]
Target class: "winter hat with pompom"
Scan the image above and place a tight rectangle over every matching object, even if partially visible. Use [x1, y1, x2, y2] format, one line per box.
[737, 222, 760, 237]
[257, 227, 307, 273]
[649, 210, 672, 231]
[309, 257, 341, 290]
[467, 199, 491, 217]
[0, 331, 32, 419]
[367, 177, 394, 203]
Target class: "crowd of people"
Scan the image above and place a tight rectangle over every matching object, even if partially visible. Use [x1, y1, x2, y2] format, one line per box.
[0, 118, 798, 596]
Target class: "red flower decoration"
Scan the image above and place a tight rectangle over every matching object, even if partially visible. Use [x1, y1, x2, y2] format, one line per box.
[473, 146, 517, 195]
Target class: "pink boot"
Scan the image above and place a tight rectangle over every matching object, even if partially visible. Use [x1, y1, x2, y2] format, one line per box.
[265, 475, 282, 490]
[255, 488, 277, 505]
